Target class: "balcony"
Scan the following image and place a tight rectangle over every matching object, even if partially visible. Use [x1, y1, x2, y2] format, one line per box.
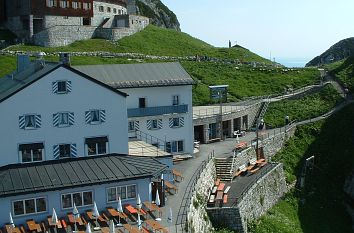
[128, 104, 188, 118]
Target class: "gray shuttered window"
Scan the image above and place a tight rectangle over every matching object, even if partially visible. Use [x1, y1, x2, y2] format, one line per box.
[52, 80, 72, 94]
[85, 110, 106, 124]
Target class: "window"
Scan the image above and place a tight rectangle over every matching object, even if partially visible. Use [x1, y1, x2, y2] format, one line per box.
[72, 1, 81, 9]
[85, 110, 106, 124]
[60, 0, 69, 8]
[19, 114, 41, 130]
[83, 2, 91, 10]
[172, 95, 179, 105]
[147, 119, 162, 130]
[99, 6, 104, 12]
[166, 140, 184, 153]
[118, 9, 122, 15]
[152, 120, 158, 129]
[59, 144, 71, 158]
[46, 0, 57, 7]
[169, 117, 184, 128]
[107, 7, 111, 12]
[139, 98, 146, 108]
[85, 137, 108, 156]
[12, 197, 47, 216]
[107, 185, 136, 203]
[172, 118, 179, 127]
[53, 80, 71, 94]
[128, 121, 135, 132]
[19, 143, 44, 163]
[53, 112, 74, 127]
[61, 191, 93, 209]
[113, 8, 117, 14]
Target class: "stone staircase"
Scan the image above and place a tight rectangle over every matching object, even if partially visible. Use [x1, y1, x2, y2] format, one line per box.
[215, 157, 233, 182]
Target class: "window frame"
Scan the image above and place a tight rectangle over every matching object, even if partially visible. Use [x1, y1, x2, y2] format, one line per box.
[12, 197, 47, 217]
[58, 112, 70, 127]
[59, 144, 71, 158]
[19, 143, 44, 163]
[166, 140, 184, 153]
[86, 139, 107, 156]
[61, 191, 93, 210]
[139, 98, 146, 108]
[172, 95, 180, 106]
[106, 184, 137, 203]
[90, 110, 100, 124]
[57, 80, 68, 94]
[172, 117, 180, 128]
[151, 119, 158, 130]
[24, 114, 36, 129]
[128, 121, 135, 132]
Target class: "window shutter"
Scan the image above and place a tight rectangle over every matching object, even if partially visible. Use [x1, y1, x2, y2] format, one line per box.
[158, 119, 163, 129]
[19, 115, 25, 129]
[35, 115, 42, 128]
[134, 121, 140, 131]
[179, 117, 185, 127]
[68, 112, 74, 125]
[147, 120, 152, 130]
[53, 113, 59, 127]
[169, 118, 173, 128]
[52, 81, 58, 94]
[66, 81, 72, 93]
[53, 145, 60, 159]
[85, 111, 91, 124]
[70, 144, 77, 158]
[99, 110, 106, 123]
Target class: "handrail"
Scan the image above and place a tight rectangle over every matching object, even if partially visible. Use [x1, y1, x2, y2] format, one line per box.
[133, 130, 167, 152]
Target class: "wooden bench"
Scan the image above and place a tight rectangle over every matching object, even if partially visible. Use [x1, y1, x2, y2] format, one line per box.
[259, 161, 268, 167]
[256, 158, 266, 164]
[19, 225, 26, 233]
[234, 164, 247, 177]
[250, 167, 260, 174]
[223, 194, 228, 204]
[224, 186, 231, 194]
[164, 180, 178, 194]
[217, 183, 225, 191]
[172, 169, 184, 181]
[60, 219, 67, 229]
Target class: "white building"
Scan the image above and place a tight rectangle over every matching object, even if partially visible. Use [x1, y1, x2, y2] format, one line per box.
[0, 56, 129, 167]
[74, 62, 195, 155]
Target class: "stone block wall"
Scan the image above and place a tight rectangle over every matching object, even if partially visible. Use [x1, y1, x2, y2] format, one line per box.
[187, 159, 216, 233]
[233, 147, 257, 172]
[44, 15, 82, 28]
[92, 1, 127, 26]
[207, 163, 287, 233]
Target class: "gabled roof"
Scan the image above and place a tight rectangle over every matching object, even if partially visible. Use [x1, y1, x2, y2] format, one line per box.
[0, 154, 167, 197]
[73, 62, 195, 89]
[0, 62, 127, 103]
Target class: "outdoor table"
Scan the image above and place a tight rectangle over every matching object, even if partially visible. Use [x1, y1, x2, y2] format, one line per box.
[123, 224, 140, 233]
[107, 207, 127, 219]
[215, 191, 223, 201]
[124, 204, 147, 217]
[47, 217, 63, 228]
[27, 220, 42, 232]
[68, 213, 84, 226]
[143, 201, 161, 218]
[144, 219, 168, 233]
[5, 225, 21, 233]
[86, 211, 106, 222]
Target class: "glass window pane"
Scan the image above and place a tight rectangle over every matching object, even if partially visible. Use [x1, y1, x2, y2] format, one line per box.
[83, 191, 93, 206]
[87, 143, 96, 155]
[97, 142, 106, 154]
[59, 113, 69, 125]
[91, 110, 100, 122]
[178, 141, 184, 152]
[24, 199, 35, 214]
[73, 193, 83, 206]
[59, 144, 71, 158]
[172, 141, 177, 153]
[13, 201, 24, 216]
[32, 149, 43, 161]
[36, 198, 46, 212]
[127, 185, 136, 199]
[62, 194, 72, 209]
[165, 142, 171, 153]
[22, 149, 32, 162]
[107, 188, 117, 202]
[57, 81, 67, 93]
[119, 187, 127, 200]
[152, 120, 157, 129]
[25, 115, 35, 128]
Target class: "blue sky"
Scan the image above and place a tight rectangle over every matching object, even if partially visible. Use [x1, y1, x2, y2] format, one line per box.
[161, 0, 354, 63]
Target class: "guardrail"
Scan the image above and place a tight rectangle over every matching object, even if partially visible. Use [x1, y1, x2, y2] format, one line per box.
[134, 130, 167, 152]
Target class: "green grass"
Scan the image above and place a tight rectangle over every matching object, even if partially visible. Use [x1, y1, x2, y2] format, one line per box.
[8, 25, 269, 62]
[329, 56, 354, 94]
[183, 61, 321, 105]
[264, 85, 344, 128]
[250, 104, 354, 233]
[0, 55, 17, 77]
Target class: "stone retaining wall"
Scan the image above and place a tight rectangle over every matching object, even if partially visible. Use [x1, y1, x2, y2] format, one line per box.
[207, 163, 287, 233]
[187, 159, 216, 233]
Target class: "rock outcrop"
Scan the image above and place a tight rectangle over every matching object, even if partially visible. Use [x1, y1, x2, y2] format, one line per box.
[306, 37, 354, 67]
[132, 0, 180, 31]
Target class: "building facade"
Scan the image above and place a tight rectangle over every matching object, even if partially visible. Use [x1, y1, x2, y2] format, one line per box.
[74, 62, 195, 155]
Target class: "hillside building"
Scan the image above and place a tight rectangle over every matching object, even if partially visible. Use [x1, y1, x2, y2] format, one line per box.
[0, 55, 181, 226]
[1, 0, 149, 46]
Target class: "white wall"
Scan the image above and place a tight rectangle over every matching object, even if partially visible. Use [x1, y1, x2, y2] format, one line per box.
[0, 66, 128, 166]
[122, 85, 194, 154]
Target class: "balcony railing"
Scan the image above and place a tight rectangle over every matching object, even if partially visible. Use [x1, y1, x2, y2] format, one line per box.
[127, 104, 188, 117]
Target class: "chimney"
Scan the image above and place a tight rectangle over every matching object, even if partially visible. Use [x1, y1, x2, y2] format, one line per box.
[16, 54, 31, 73]
[59, 52, 71, 66]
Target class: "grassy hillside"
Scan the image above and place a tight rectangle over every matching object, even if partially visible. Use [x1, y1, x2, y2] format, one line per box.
[250, 104, 354, 233]
[264, 85, 344, 128]
[329, 56, 354, 94]
[8, 25, 269, 62]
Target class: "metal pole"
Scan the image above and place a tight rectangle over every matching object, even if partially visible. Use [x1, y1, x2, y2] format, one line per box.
[219, 91, 223, 140]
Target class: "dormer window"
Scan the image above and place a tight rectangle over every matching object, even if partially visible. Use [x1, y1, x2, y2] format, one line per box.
[53, 80, 72, 94]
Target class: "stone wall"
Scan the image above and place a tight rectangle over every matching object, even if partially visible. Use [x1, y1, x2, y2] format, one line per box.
[207, 163, 287, 233]
[233, 147, 257, 172]
[187, 159, 216, 233]
[92, 1, 127, 26]
[44, 15, 82, 28]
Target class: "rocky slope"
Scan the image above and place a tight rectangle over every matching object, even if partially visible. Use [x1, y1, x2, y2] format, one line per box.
[306, 37, 354, 67]
[132, 0, 180, 31]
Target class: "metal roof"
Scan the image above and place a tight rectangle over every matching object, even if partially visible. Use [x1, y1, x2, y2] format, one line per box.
[0, 154, 167, 197]
[0, 62, 127, 103]
[73, 62, 195, 88]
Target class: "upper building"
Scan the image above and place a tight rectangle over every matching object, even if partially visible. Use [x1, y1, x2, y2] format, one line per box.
[74, 62, 195, 155]
[2, 0, 148, 46]
[0, 55, 129, 167]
